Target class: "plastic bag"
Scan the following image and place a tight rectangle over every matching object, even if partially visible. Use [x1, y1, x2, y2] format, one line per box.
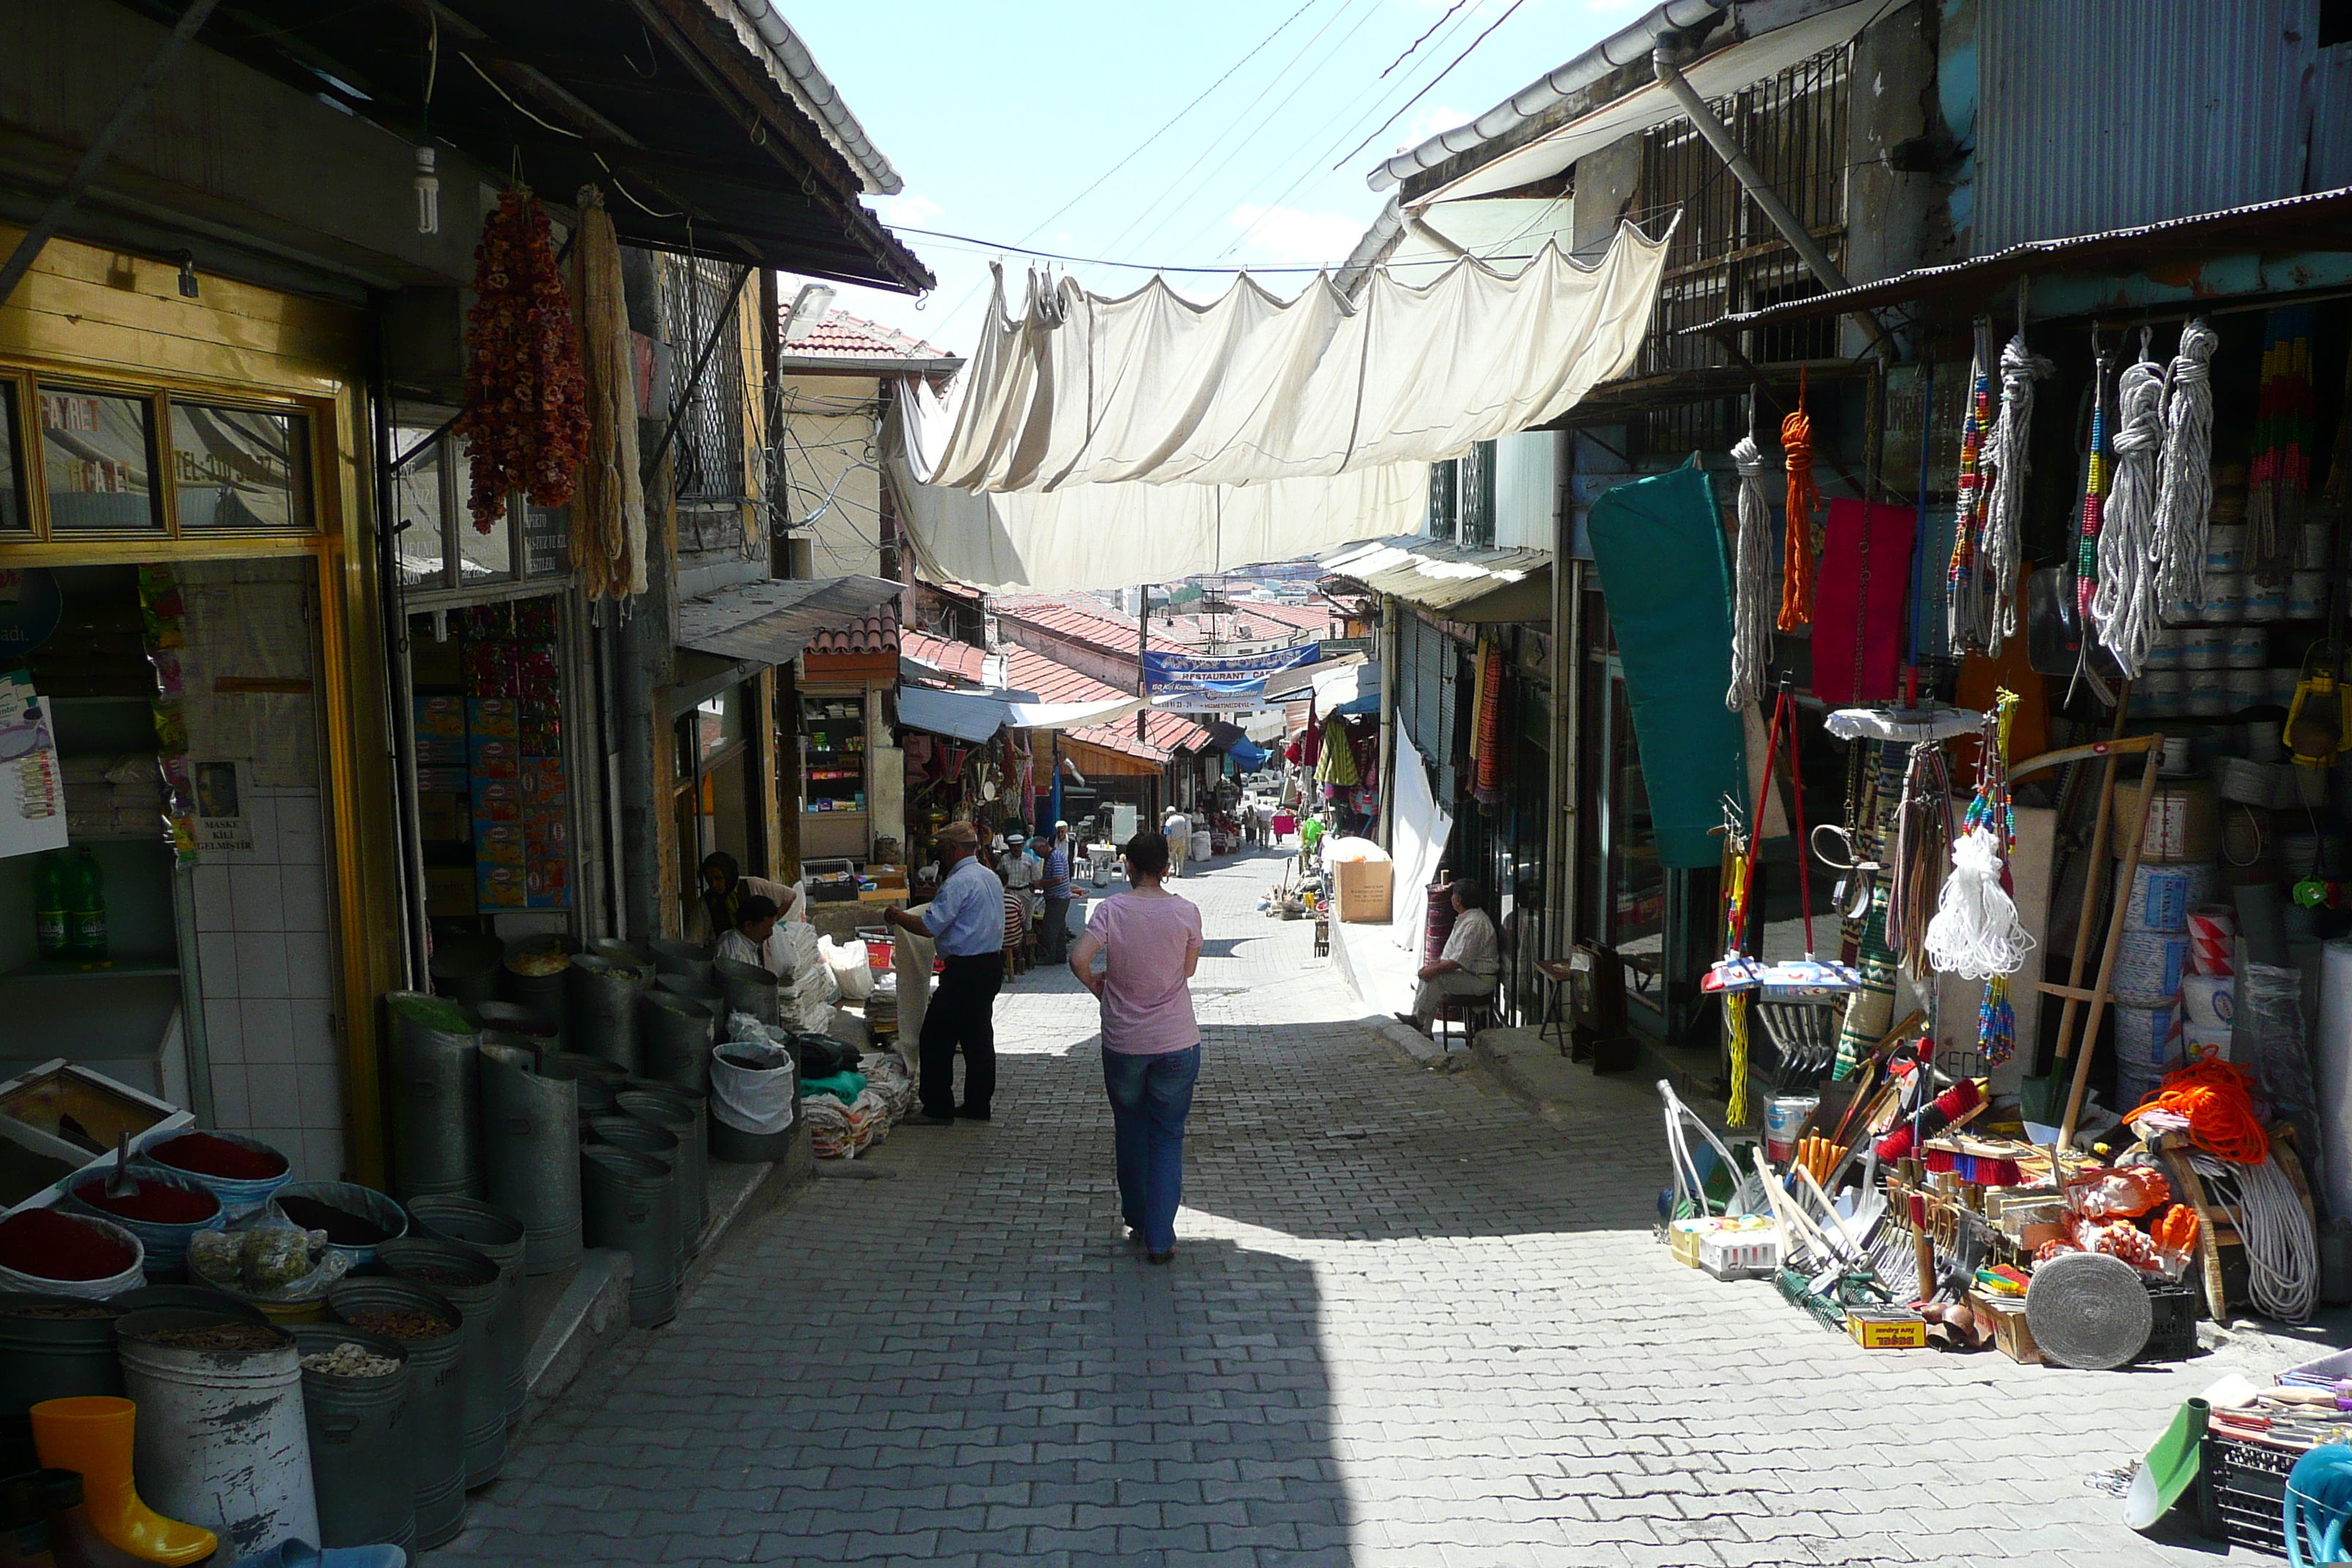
[819, 937, 876, 1001]
[710, 1039, 796, 1134]
[187, 1214, 350, 1303]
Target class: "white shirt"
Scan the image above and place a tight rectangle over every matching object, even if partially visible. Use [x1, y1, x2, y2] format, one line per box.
[1164, 811, 1191, 841]
[715, 923, 793, 979]
[1439, 908, 1501, 977]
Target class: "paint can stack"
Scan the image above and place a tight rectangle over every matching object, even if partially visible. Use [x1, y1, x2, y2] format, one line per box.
[2111, 863, 2210, 1107]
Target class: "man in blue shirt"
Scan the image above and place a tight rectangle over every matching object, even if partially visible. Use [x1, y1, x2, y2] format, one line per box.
[886, 821, 1006, 1123]
[1036, 822, 1073, 965]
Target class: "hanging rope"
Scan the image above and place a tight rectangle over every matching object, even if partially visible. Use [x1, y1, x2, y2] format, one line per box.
[2154, 318, 2220, 612]
[1944, 327, 1996, 654]
[1727, 434, 1775, 709]
[2075, 331, 2112, 626]
[1980, 334, 2055, 656]
[1779, 373, 1819, 632]
[2092, 351, 2168, 675]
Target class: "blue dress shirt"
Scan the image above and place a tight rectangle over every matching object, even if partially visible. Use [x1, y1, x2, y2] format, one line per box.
[924, 856, 1006, 957]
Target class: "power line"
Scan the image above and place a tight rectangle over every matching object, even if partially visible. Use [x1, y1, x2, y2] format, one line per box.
[889, 225, 1338, 274]
[1331, 0, 1530, 170]
[1377, 0, 1471, 78]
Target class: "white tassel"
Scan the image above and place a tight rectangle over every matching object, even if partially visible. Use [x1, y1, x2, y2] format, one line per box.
[1922, 828, 2035, 980]
[2091, 360, 2168, 674]
[1980, 333, 2054, 655]
[2154, 319, 2218, 611]
[1726, 435, 1774, 710]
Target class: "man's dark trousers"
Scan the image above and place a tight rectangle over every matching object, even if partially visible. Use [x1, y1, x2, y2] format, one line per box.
[920, 951, 1004, 1117]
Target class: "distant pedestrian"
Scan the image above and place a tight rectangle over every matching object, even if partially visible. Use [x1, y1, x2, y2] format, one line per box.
[1071, 831, 1202, 1264]
[1038, 823, 1073, 963]
[886, 822, 1005, 1123]
[1162, 804, 1192, 878]
[1400, 878, 1501, 1035]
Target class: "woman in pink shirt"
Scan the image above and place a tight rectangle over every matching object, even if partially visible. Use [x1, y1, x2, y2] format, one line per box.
[1069, 830, 1203, 1264]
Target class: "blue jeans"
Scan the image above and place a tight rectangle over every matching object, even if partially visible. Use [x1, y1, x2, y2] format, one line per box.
[1101, 1044, 1199, 1254]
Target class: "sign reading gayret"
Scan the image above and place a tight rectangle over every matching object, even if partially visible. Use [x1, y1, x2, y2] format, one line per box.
[1139, 644, 1322, 699]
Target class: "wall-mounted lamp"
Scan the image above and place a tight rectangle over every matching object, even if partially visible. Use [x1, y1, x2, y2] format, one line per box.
[170, 251, 197, 299]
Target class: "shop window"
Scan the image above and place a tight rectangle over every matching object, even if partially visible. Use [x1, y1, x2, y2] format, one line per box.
[169, 402, 311, 530]
[0, 383, 26, 531]
[393, 427, 570, 598]
[453, 436, 513, 586]
[392, 424, 448, 588]
[521, 502, 570, 578]
[1461, 440, 1496, 549]
[39, 386, 159, 532]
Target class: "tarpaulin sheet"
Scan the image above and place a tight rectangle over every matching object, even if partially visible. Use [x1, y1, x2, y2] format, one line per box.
[894, 685, 1145, 742]
[1583, 460, 1744, 870]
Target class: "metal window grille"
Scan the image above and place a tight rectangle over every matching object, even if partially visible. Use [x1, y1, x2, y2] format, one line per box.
[1633, 44, 1851, 454]
[656, 256, 751, 510]
[1427, 459, 1458, 540]
[1461, 440, 1496, 548]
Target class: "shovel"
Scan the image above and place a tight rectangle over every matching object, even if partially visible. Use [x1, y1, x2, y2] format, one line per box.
[2124, 1397, 2211, 1531]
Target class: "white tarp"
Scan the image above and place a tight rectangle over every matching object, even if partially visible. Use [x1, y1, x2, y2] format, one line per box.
[1389, 736, 1452, 946]
[926, 222, 1669, 493]
[888, 391, 1427, 592]
[895, 685, 1147, 743]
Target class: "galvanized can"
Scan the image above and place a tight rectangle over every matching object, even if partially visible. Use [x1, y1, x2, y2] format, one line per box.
[618, 1088, 706, 1250]
[478, 1043, 583, 1275]
[650, 939, 716, 984]
[581, 1145, 679, 1328]
[287, 1322, 412, 1550]
[655, 973, 727, 1022]
[326, 1278, 464, 1548]
[404, 1196, 529, 1420]
[376, 1238, 505, 1488]
[592, 939, 659, 980]
[639, 989, 717, 1093]
[565, 955, 645, 1074]
[713, 957, 779, 1026]
[588, 1115, 686, 1278]
[384, 991, 482, 1200]
[539, 1052, 625, 1115]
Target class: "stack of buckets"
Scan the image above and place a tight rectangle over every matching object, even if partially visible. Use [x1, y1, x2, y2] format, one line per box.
[2111, 853, 2222, 1108]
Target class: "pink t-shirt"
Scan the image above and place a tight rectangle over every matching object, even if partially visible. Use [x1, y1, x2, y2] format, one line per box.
[1087, 891, 1203, 1055]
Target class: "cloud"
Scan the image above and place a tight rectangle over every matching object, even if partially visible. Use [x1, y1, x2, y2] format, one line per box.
[1225, 204, 1372, 265]
[1398, 105, 1474, 150]
[872, 192, 942, 229]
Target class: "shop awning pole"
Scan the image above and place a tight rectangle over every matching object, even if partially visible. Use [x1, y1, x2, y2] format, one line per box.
[0, 0, 222, 310]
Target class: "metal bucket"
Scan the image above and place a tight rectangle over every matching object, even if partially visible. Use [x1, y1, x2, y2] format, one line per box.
[404, 1196, 527, 1421]
[116, 1308, 317, 1560]
[650, 939, 715, 984]
[655, 973, 727, 1023]
[287, 1323, 412, 1550]
[587, 1115, 686, 1278]
[592, 939, 659, 981]
[617, 1089, 706, 1251]
[428, 935, 504, 1010]
[139, 1130, 293, 1220]
[273, 1181, 407, 1275]
[497, 936, 579, 1036]
[473, 1000, 560, 1055]
[565, 956, 644, 1074]
[375, 1238, 505, 1488]
[540, 1052, 625, 1115]
[383, 991, 481, 1200]
[579, 1145, 678, 1329]
[325, 1278, 464, 1548]
[107, 1285, 265, 1322]
[714, 957, 779, 1026]
[639, 990, 717, 1093]
[0, 1293, 121, 1415]
[478, 1044, 582, 1276]
[57, 1166, 223, 1280]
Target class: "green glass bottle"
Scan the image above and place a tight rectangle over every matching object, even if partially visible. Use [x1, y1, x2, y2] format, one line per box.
[64, 848, 107, 962]
[32, 851, 67, 960]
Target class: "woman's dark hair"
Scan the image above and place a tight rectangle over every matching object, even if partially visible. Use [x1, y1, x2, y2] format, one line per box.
[700, 851, 742, 936]
[735, 894, 780, 928]
[1123, 830, 1171, 878]
[1451, 878, 1486, 910]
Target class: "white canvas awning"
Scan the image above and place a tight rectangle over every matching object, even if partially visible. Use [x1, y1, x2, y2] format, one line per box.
[895, 685, 1147, 743]
[924, 222, 1668, 494]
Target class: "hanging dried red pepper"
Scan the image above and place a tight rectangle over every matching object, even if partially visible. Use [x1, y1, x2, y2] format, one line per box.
[456, 186, 592, 534]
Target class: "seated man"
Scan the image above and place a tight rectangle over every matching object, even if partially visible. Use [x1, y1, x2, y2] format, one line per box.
[1400, 878, 1501, 1034]
[715, 894, 788, 979]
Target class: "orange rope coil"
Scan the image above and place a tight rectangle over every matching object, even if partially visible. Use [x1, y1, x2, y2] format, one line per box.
[1778, 379, 1820, 631]
[2125, 1059, 2271, 1165]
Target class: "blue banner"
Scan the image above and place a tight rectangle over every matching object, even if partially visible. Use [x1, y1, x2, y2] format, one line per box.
[1141, 644, 1320, 698]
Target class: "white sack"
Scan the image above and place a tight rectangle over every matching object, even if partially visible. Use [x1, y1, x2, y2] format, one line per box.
[711, 1041, 796, 1135]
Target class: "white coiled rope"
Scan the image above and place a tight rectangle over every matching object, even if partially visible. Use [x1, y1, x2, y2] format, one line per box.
[2192, 1149, 2316, 1324]
[1922, 828, 2035, 981]
[1979, 333, 2054, 656]
[1726, 434, 1775, 710]
[2091, 359, 2168, 674]
[2154, 319, 2219, 611]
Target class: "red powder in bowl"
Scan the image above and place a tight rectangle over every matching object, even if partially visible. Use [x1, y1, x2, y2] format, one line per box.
[0, 1209, 136, 1281]
[72, 1177, 220, 1225]
[149, 1133, 287, 1181]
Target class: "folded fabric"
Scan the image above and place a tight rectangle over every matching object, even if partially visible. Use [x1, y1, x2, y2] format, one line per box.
[799, 1070, 869, 1104]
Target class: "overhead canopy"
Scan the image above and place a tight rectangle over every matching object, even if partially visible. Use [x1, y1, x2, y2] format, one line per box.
[895, 685, 1148, 744]
[889, 386, 1428, 592]
[677, 575, 902, 665]
[1407, 0, 1881, 206]
[923, 224, 1667, 494]
[1322, 538, 1553, 624]
[1695, 186, 2352, 331]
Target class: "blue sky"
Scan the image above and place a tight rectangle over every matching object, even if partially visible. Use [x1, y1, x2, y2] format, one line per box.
[785, 0, 1654, 358]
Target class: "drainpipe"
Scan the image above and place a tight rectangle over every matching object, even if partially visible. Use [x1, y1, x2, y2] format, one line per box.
[1376, 595, 1399, 853]
[1651, 42, 1895, 361]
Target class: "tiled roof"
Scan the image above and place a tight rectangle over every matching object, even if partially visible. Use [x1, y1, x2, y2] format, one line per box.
[901, 627, 983, 682]
[807, 601, 899, 657]
[896, 629, 1209, 762]
[989, 594, 1186, 657]
[780, 309, 954, 362]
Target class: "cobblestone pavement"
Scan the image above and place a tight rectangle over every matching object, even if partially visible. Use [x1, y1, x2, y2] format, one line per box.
[440, 846, 2317, 1567]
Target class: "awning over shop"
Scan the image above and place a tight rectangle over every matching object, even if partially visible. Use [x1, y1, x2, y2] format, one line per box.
[1694, 186, 2352, 331]
[1322, 538, 1551, 624]
[676, 575, 902, 666]
[1060, 734, 1166, 778]
[895, 685, 1148, 744]
[1226, 739, 1271, 772]
[1262, 653, 1373, 703]
[1403, 0, 1881, 206]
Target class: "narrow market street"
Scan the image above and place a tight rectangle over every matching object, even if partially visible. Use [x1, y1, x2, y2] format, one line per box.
[440, 848, 2299, 1568]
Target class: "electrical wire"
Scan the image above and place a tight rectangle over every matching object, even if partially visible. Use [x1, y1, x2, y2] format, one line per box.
[1330, 0, 1529, 170]
[2192, 1150, 2316, 1323]
[1377, 0, 1471, 78]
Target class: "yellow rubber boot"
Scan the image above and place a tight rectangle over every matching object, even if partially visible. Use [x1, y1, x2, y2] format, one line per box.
[29, 1397, 218, 1567]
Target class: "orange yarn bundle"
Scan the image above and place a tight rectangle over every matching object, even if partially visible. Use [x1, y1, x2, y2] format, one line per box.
[2125, 1059, 2270, 1164]
[1778, 380, 1820, 631]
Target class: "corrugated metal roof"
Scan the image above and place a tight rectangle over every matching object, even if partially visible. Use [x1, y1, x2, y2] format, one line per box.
[677, 576, 902, 665]
[1321, 537, 1553, 623]
[1975, 0, 2325, 252]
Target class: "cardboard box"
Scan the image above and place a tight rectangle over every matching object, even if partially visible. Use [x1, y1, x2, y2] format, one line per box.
[1845, 1308, 1929, 1351]
[418, 766, 469, 795]
[523, 805, 568, 856]
[415, 737, 469, 769]
[526, 856, 570, 909]
[520, 759, 568, 805]
[467, 736, 520, 780]
[475, 820, 527, 866]
[1333, 859, 1394, 924]
[417, 792, 467, 842]
[471, 780, 523, 823]
[476, 862, 528, 908]
[466, 696, 521, 739]
[413, 695, 467, 739]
